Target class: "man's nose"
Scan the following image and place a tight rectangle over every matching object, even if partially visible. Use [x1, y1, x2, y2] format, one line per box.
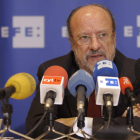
[89, 37, 101, 51]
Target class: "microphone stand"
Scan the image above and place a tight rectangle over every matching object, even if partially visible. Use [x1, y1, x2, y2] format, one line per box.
[126, 106, 140, 135]
[0, 99, 35, 140]
[35, 90, 76, 140]
[65, 112, 97, 140]
[35, 106, 76, 140]
[58, 85, 97, 140]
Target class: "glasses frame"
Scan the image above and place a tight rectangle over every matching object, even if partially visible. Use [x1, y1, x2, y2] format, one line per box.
[72, 31, 115, 45]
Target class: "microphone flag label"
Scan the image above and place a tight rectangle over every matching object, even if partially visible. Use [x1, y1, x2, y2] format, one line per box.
[105, 78, 119, 86]
[42, 76, 62, 85]
[96, 76, 120, 106]
[40, 76, 64, 104]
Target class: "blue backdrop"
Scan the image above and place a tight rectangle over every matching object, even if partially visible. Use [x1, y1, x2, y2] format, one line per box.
[0, 0, 140, 138]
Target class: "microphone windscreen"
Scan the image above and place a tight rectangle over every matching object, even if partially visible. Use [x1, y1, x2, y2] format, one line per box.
[134, 58, 140, 82]
[5, 73, 36, 99]
[119, 77, 133, 95]
[93, 59, 118, 83]
[68, 69, 95, 97]
[44, 65, 68, 88]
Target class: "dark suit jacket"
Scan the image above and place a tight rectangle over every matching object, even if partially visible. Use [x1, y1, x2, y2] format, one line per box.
[26, 49, 140, 138]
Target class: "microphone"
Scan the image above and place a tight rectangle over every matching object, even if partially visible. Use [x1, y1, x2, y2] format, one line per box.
[119, 77, 137, 106]
[0, 73, 37, 140]
[0, 73, 36, 100]
[93, 59, 120, 106]
[40, 65, 68, 109]
[93, 59, 118, 83]
[68, 69, 95, 113]
[93, 60, 120, 126]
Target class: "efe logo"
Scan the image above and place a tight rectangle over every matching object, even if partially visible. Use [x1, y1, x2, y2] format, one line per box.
[105, 78, 118, 86]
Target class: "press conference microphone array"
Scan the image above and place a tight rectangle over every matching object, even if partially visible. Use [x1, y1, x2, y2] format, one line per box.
[68, 69, 95, 113]
[93, 59, 120, 128]
[40, 65, 68, 110]
[119, 77, 137, 106]
[0, 73, 36, 100]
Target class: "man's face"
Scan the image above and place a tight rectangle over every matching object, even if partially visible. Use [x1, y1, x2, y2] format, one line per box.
[69, 6, 116, 75]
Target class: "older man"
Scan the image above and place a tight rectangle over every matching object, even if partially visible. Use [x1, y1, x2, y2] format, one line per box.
[26, 4, 140, 138]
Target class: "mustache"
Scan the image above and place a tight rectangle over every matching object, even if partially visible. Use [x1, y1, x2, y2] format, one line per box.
[86, 49, 106, 58]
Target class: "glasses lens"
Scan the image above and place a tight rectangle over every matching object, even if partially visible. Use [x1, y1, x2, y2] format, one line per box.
[76, 32, 113, 45]
[78, 35, 90, 45]
[98, 33, 109, 42]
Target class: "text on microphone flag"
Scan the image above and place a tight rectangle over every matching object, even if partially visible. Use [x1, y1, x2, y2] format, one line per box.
[105, 78, 119, 86]
[42, 76, 62, 85]
[97, 60, 113, 70]
[123, 77, 130, 84]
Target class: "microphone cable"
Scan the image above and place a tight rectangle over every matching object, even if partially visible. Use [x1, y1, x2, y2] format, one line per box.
[106, 112, 112, 130]
[26, 110, 47, 137]
[103, 94, 113, 130]
[67, 112, 82, 140]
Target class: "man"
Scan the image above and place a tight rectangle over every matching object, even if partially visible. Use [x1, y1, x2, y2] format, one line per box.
[26, 4, 140, 138]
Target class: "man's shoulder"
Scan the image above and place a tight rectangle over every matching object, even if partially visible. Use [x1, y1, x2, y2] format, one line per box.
[115, 49, 136, 83]
[115, 49, 136, 66]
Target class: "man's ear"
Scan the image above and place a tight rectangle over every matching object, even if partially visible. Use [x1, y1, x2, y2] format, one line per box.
[69, 36, 74, 51]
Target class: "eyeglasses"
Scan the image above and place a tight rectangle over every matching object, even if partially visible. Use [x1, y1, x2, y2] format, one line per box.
[73, 32, 114, 45]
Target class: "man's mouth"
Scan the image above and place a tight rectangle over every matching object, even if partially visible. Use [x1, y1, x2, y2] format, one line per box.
[87, 54, 105, 60]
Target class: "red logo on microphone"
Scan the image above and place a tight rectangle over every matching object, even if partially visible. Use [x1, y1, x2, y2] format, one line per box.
[123, 77, 130, 84]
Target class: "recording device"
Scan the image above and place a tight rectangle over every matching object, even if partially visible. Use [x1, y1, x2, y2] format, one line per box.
[93, 60, 120, 125]
[0, 73, 36, 100]
[40, 65, 68, 109]
[119, 77, 137, 106]
[68, 69, 95, 113]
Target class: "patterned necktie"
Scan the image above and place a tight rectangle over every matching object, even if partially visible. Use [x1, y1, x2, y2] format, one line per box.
[87, 90, 101, 118]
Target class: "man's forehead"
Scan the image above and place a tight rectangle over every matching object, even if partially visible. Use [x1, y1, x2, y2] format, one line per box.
[71, 6, 110, 21]
[70, 6, 112, 34]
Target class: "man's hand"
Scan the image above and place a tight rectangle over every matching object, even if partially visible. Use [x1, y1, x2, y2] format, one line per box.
[55, 117, 76, 127]
[122, 103, 140, 117]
